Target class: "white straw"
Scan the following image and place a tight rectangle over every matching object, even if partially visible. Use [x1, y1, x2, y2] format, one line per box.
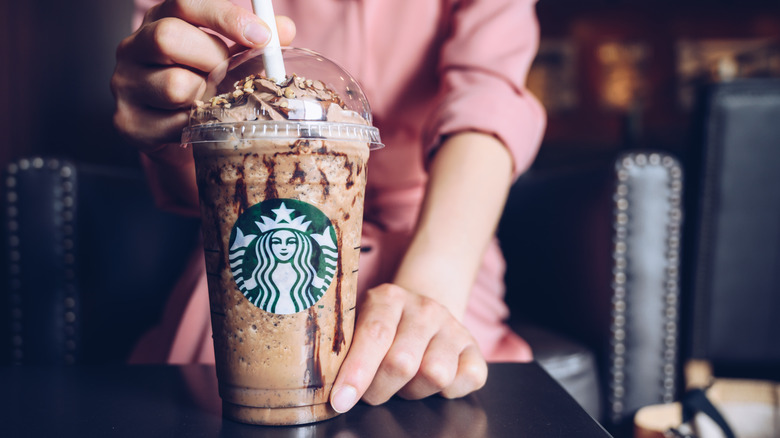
[251, 0, 287, 84]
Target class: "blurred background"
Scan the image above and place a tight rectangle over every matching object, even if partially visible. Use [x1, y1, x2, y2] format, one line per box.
[530, 0, 780, 169]
[0, 0, 137, 170]
[2, 0, 780, 170]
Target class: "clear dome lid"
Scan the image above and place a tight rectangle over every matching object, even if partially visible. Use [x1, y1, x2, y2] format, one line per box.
[206, 47, 374, 122]
[182, 47, 382, 149]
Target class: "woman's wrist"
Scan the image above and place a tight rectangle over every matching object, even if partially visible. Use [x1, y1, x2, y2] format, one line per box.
[392, 131, 514, 319]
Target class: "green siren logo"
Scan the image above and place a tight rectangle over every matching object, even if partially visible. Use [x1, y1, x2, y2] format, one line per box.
[228, 199, 338, 314]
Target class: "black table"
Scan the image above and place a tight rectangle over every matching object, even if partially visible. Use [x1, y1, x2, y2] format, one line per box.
[1, 362, 611, 437]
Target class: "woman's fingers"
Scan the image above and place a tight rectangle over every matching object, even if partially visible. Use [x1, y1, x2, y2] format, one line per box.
[143, 0, 296, 48]
[362, 295, 446, 405]
[113, 62, 206, 110]
[113, 98, 190, 150]
[144, 0, 270, 47]
[120, 18, 231, 71]
[329, 284, 489, 414]
[225, 15, 296, 57]
[112, 0, 298, 149]
[274, 15, 297, 46]
[395, 331, 463, 401]
[439, 345, 488, 399]
[330, 285, 405, 413]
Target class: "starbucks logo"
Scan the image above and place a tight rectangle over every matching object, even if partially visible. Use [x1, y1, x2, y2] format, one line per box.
[228, 199, 338, 314]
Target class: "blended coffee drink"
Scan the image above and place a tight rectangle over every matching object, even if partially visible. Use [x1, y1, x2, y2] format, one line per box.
[182, 48, 382, 425]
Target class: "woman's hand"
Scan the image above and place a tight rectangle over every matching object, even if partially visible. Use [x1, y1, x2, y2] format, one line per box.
[330, 283, 488, 413]
[328, 132, 524, 412]
[111, 0, 296, 150]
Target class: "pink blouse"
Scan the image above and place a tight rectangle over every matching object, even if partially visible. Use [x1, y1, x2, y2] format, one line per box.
[131, 0, 546, 364]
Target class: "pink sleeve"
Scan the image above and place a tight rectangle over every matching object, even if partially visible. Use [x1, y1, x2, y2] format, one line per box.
[423, 0, 547, 177]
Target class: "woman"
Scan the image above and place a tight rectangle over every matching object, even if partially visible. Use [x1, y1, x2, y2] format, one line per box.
[112, 0, 545, 414]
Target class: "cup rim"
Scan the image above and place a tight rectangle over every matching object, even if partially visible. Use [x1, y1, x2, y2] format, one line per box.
[182, 120, 383, 150]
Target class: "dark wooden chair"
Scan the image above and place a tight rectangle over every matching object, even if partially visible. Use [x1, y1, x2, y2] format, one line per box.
[1, 158, 201, 365]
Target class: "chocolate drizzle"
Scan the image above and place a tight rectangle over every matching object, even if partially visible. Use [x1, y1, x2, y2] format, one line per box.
[211, 205, 226, 273]
[305, 308, 324, 389]
[262, 156, 279, 199]
[233, 165, 249, 215]
[318, 168, 330, 198]
[199, 168, 228, 273]
[332, 225, 345, 354]
[293, 139, 311, 151]
[290, 161, 306, 184]
[345, 160, 355, 190]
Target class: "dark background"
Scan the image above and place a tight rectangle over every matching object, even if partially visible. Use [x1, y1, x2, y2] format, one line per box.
[533, 0, 780, 166]
[1, 1, 137, 170]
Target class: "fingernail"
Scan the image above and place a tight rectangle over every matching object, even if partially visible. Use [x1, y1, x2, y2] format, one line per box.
[244, 21, 270, 46]
[331, 385, 357, 413]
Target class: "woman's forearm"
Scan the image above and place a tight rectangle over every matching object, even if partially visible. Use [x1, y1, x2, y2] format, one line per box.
[392, 132, 514, 319]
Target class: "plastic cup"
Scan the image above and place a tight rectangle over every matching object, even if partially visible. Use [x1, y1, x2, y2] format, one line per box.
[182, 47, 382, 425]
